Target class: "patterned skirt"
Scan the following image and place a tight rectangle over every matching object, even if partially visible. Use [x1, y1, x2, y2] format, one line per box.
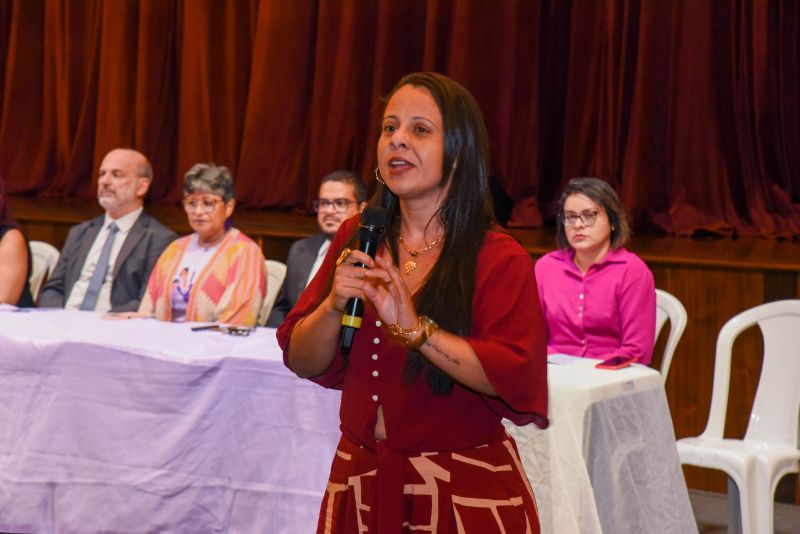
[316, 433, 540, 534]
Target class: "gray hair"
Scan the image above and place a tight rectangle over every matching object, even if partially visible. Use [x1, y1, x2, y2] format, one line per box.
[138, 158, 153, 180]
[183, 163, 235, 201]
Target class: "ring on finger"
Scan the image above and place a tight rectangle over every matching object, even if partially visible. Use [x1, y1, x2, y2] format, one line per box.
[336, 247, 352, 267]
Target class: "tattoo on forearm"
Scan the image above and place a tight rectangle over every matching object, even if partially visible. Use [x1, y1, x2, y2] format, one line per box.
[427, 341, 460, 366]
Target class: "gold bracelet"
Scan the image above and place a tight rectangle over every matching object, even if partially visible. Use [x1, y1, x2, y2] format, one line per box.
[387, 322, 418, 339]
[413, 315, 439, 349]
[387, 316, 439, 350]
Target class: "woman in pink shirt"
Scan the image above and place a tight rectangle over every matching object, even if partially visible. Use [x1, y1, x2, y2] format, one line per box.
[535, 177, 656, 364]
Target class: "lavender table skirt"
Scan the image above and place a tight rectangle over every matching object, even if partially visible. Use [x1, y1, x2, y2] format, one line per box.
[0, 309, 341, 534]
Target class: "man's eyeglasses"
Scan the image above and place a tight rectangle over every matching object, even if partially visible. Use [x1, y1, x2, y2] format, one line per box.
[183, 197, 224, 213]
[313, 198, 355, 213]
[562, 210, 600, 227]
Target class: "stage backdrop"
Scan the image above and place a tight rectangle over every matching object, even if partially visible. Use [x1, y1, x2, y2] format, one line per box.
[0, 0, 797, 236]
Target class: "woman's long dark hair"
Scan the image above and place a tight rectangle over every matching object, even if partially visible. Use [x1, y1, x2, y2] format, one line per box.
[375, 72, 495, 396]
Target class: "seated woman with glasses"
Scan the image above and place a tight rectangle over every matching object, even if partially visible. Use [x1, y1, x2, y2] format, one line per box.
[535, 177, 656, 364]
[138, 164, 267, 327]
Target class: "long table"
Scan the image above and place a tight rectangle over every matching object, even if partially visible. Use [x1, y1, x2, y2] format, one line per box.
[0, 309, 695, 533]
[0, 309, 341, 534]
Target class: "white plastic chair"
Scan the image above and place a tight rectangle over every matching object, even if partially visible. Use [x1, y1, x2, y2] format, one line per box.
[29, 240, 60, 301]
[654, 288, 687, 383]
[259, 260, 287, 326]
[676, 299, 800, 534]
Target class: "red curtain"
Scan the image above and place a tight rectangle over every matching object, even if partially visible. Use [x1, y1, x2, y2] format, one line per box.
[0, 0, 797, 236]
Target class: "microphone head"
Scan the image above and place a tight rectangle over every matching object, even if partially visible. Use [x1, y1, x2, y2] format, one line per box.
[358, 206, 388, 242]
[360, 205, 388, 229]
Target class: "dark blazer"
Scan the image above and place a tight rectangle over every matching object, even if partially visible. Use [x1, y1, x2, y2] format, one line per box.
[266, 232, 328, 327]
[38, 211, 177, 312]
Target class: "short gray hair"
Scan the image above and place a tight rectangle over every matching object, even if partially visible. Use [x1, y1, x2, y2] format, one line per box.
[138, 159, 153, 180]
[183, 163, 235, 201]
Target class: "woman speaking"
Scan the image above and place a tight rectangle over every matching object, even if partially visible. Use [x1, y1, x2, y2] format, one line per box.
[278, 72, 548, 533]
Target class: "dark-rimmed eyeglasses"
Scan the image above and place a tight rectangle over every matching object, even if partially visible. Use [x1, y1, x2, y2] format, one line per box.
[562, 210, 600, 227]
[313, 198, 355, 213]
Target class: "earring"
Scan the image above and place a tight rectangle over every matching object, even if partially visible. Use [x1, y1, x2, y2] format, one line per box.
[374, 167, 385, 185]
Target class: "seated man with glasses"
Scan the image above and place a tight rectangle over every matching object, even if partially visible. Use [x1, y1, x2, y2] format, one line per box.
[266, 170, 367, 326]
[138, 163, 267, 327]
[534, 177, 656, 364]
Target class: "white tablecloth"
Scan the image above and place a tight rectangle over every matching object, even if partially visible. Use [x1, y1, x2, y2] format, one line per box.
[506, 355, 697, 533]
[0, 309, 341, 534]
[0, 310, 695, 533]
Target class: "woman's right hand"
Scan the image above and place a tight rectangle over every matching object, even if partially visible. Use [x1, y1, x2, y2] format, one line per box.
[288, 247, 384, 378]
[326, 248, 391, 314]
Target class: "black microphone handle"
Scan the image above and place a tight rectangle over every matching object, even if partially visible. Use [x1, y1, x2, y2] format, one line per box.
[340, 238, 380, 355]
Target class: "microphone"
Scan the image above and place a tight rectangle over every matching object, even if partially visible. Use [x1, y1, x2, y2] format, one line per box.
[340, 206, 388, 355]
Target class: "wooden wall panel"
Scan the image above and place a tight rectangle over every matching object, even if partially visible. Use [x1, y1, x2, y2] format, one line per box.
[651, 266, 766, 492]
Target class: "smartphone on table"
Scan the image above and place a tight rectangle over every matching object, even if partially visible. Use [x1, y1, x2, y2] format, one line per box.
[595, 355, 637, 370]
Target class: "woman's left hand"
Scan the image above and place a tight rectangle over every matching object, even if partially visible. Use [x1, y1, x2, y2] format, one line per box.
[364, 253, 498, 396]
[363, 254, 419, 329]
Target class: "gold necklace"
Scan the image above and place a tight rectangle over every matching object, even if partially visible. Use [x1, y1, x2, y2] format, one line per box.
[398, 233, 444, 275]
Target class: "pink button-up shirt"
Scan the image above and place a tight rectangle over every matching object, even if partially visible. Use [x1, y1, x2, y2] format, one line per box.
[534, 247, 656, 364]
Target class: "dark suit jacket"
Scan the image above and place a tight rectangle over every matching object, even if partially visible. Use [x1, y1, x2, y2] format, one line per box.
[38, 211, 177, 312]
[266, 232, 328, 327]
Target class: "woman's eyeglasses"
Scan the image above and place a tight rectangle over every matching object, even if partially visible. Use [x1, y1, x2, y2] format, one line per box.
[183, 197, 224, 213]
[313, 198, 355, 213]
[562, 210, 600, 227]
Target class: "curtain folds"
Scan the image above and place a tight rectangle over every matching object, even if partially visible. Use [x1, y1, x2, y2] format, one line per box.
[0, 0, 797, 237]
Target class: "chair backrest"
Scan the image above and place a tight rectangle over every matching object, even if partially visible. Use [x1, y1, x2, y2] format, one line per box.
[701, 299, 800, 448]
[259, 260, 287, 326]
[654, 289, 688, 383]
[29, 240, 60, 301]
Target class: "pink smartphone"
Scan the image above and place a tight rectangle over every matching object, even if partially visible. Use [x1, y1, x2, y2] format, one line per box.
[595, 355, 636, 370]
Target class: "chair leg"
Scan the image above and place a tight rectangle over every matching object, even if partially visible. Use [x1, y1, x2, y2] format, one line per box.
[752, 464, 781, 534]
[726, 477, 743, 534]
[753, 494, 775, 534]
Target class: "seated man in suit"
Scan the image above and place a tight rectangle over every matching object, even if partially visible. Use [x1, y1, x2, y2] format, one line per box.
[266, 170, 367, 326]
[38, 148, 177, 312]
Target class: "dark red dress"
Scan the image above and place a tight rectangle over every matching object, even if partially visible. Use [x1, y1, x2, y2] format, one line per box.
[278, 218, 548, 534]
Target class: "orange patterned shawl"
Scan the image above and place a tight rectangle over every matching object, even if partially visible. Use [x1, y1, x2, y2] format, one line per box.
[139, 228, 267, 327]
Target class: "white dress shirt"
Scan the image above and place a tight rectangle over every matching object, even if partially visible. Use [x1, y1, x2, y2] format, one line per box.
[65, 208, 144, 312]
[305, 239, 331, 288]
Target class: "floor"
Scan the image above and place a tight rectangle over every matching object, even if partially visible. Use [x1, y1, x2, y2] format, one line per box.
[691, 489, 800, 534]
[3, 490, 799, 534]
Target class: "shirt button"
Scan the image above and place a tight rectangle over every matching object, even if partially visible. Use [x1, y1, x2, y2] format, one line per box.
[582, 339, 586, 345]
[578, 312, 582, 317]
[372, 370, 379, 377]
[372, 354, 378, 361]
[373, 337, 380, 344]
[375, 320, 382, 327]
[579, 293, 584, 300]
[372, 395, 379, 402]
